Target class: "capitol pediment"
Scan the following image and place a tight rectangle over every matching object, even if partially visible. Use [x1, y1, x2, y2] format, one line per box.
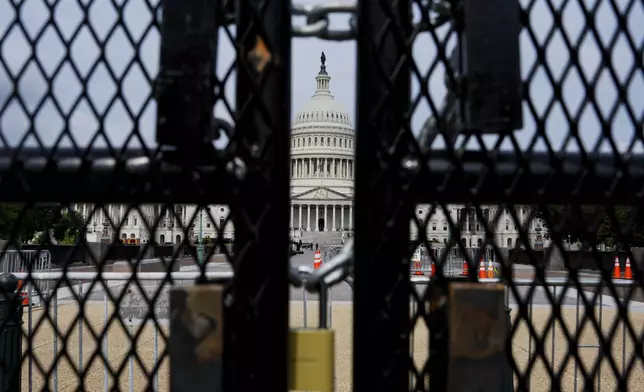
[292, 186, 352, 201]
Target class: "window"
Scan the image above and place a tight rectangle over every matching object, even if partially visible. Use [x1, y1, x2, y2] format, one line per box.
[124, 217, 129, 225]
[314, 137, 318, 145]
[134, 217, 137, 226]
[505, 220, 509, 230]
[333, 138, 336, 146]
[207, 223, 211, 228]
[443, 220, 447, 230]
[431, 221, 436, 231]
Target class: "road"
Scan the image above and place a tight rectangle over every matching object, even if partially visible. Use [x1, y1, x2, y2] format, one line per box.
[43, 250, 642, 312]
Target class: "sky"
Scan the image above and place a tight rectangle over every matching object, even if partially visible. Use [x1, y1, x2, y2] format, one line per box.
[0, 0, 642, 155]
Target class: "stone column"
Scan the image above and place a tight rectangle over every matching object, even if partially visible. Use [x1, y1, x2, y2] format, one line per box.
[298, 204, 302, 229]
[349, 205, 353, 230]
[324, 205, 327, 231]
[290, 205, 293, 229]
[340, 205, 345, 230]
[332, 205, 336, 231]
[307, 205, 311, 231]
[316, 204, 319, 231]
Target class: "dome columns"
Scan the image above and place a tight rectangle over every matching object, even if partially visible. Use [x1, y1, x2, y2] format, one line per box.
[291, 157, 354, 179]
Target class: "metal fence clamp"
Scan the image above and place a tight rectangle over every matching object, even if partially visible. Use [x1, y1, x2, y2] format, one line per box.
[155, 0, 220, 152]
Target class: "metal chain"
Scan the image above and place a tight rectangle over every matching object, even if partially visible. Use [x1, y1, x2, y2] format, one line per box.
[219, 1, 452, 41]
[290, 0, 453, 41]
[291, 1, 358, 41]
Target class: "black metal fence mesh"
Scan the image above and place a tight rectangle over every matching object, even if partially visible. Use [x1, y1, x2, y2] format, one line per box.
[354, 0, 643, 391]
[0, 0, 291, 390]
[0, 0, 642, 390]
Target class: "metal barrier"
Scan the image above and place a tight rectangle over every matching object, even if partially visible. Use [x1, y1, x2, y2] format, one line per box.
[1, 250, 52, 306]
[322, 245, 343, 267]
[1, 250, 52, 275]
[10, 271, 642, 392]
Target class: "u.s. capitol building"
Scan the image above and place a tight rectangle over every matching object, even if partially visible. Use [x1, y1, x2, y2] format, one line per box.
[74, 54, 544, 249]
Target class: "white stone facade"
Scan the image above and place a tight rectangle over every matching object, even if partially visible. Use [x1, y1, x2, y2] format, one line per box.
[411, 205, 548, 249]
[289, 53, 354, 238]
[74, 203, 234, 244]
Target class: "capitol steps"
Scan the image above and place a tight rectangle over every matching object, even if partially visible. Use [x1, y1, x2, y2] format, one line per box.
[299, 230, 344, 246]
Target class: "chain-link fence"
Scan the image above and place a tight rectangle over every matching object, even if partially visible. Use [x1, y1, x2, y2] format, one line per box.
[350, 0, 643, 391]
[0, 0, 642, 390]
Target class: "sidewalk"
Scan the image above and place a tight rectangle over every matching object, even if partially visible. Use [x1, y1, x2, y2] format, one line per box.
[512, 265, 644, 304]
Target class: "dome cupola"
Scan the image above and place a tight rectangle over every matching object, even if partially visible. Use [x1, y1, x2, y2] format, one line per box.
[292, 52, 353, 130]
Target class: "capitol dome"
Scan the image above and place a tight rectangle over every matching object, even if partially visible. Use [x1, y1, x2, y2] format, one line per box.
[291, 53, 353, 131]
[289, 52, 355, 238]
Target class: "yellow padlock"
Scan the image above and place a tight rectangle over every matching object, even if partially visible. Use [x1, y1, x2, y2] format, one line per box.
[288, 328, 334, 392]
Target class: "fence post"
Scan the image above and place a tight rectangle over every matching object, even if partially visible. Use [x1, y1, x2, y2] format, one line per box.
[503, 306, 514, 391]
[0, 273, 23, 392]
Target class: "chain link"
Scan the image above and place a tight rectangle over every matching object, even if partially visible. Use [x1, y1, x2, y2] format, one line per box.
[219, 1, 452, 41]
[291, 1, 358, 41]
[290, 0, 453, 41]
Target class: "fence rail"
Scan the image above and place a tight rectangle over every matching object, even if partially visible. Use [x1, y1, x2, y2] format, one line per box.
[9, 272, 642, 392]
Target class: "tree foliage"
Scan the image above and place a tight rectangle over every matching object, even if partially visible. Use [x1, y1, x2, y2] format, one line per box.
[536, 206, 644, 249]
[0, 204, 85, 244]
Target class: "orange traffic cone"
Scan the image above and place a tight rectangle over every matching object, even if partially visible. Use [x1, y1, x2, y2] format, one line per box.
[612, 256, 621, 279]
[461, 259, 469, 276]
[478, 258, 486, 280]
[413, 259, 423, 275]
[487, 260, 494, 278]
[17, 269, 29, 306]
[624, 257, 632, 280]
[313, 250, 322, 270]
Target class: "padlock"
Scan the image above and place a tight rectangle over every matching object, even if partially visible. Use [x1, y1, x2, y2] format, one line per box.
[288, 284, 334, 392]
[170, 284, 225, 392]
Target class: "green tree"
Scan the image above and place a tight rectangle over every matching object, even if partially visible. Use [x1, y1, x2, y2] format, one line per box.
[0, 205, 84, 244]
[0, 204, 58, 242]
[50, 210, 84, 244]
[537, 206, 644, 249]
